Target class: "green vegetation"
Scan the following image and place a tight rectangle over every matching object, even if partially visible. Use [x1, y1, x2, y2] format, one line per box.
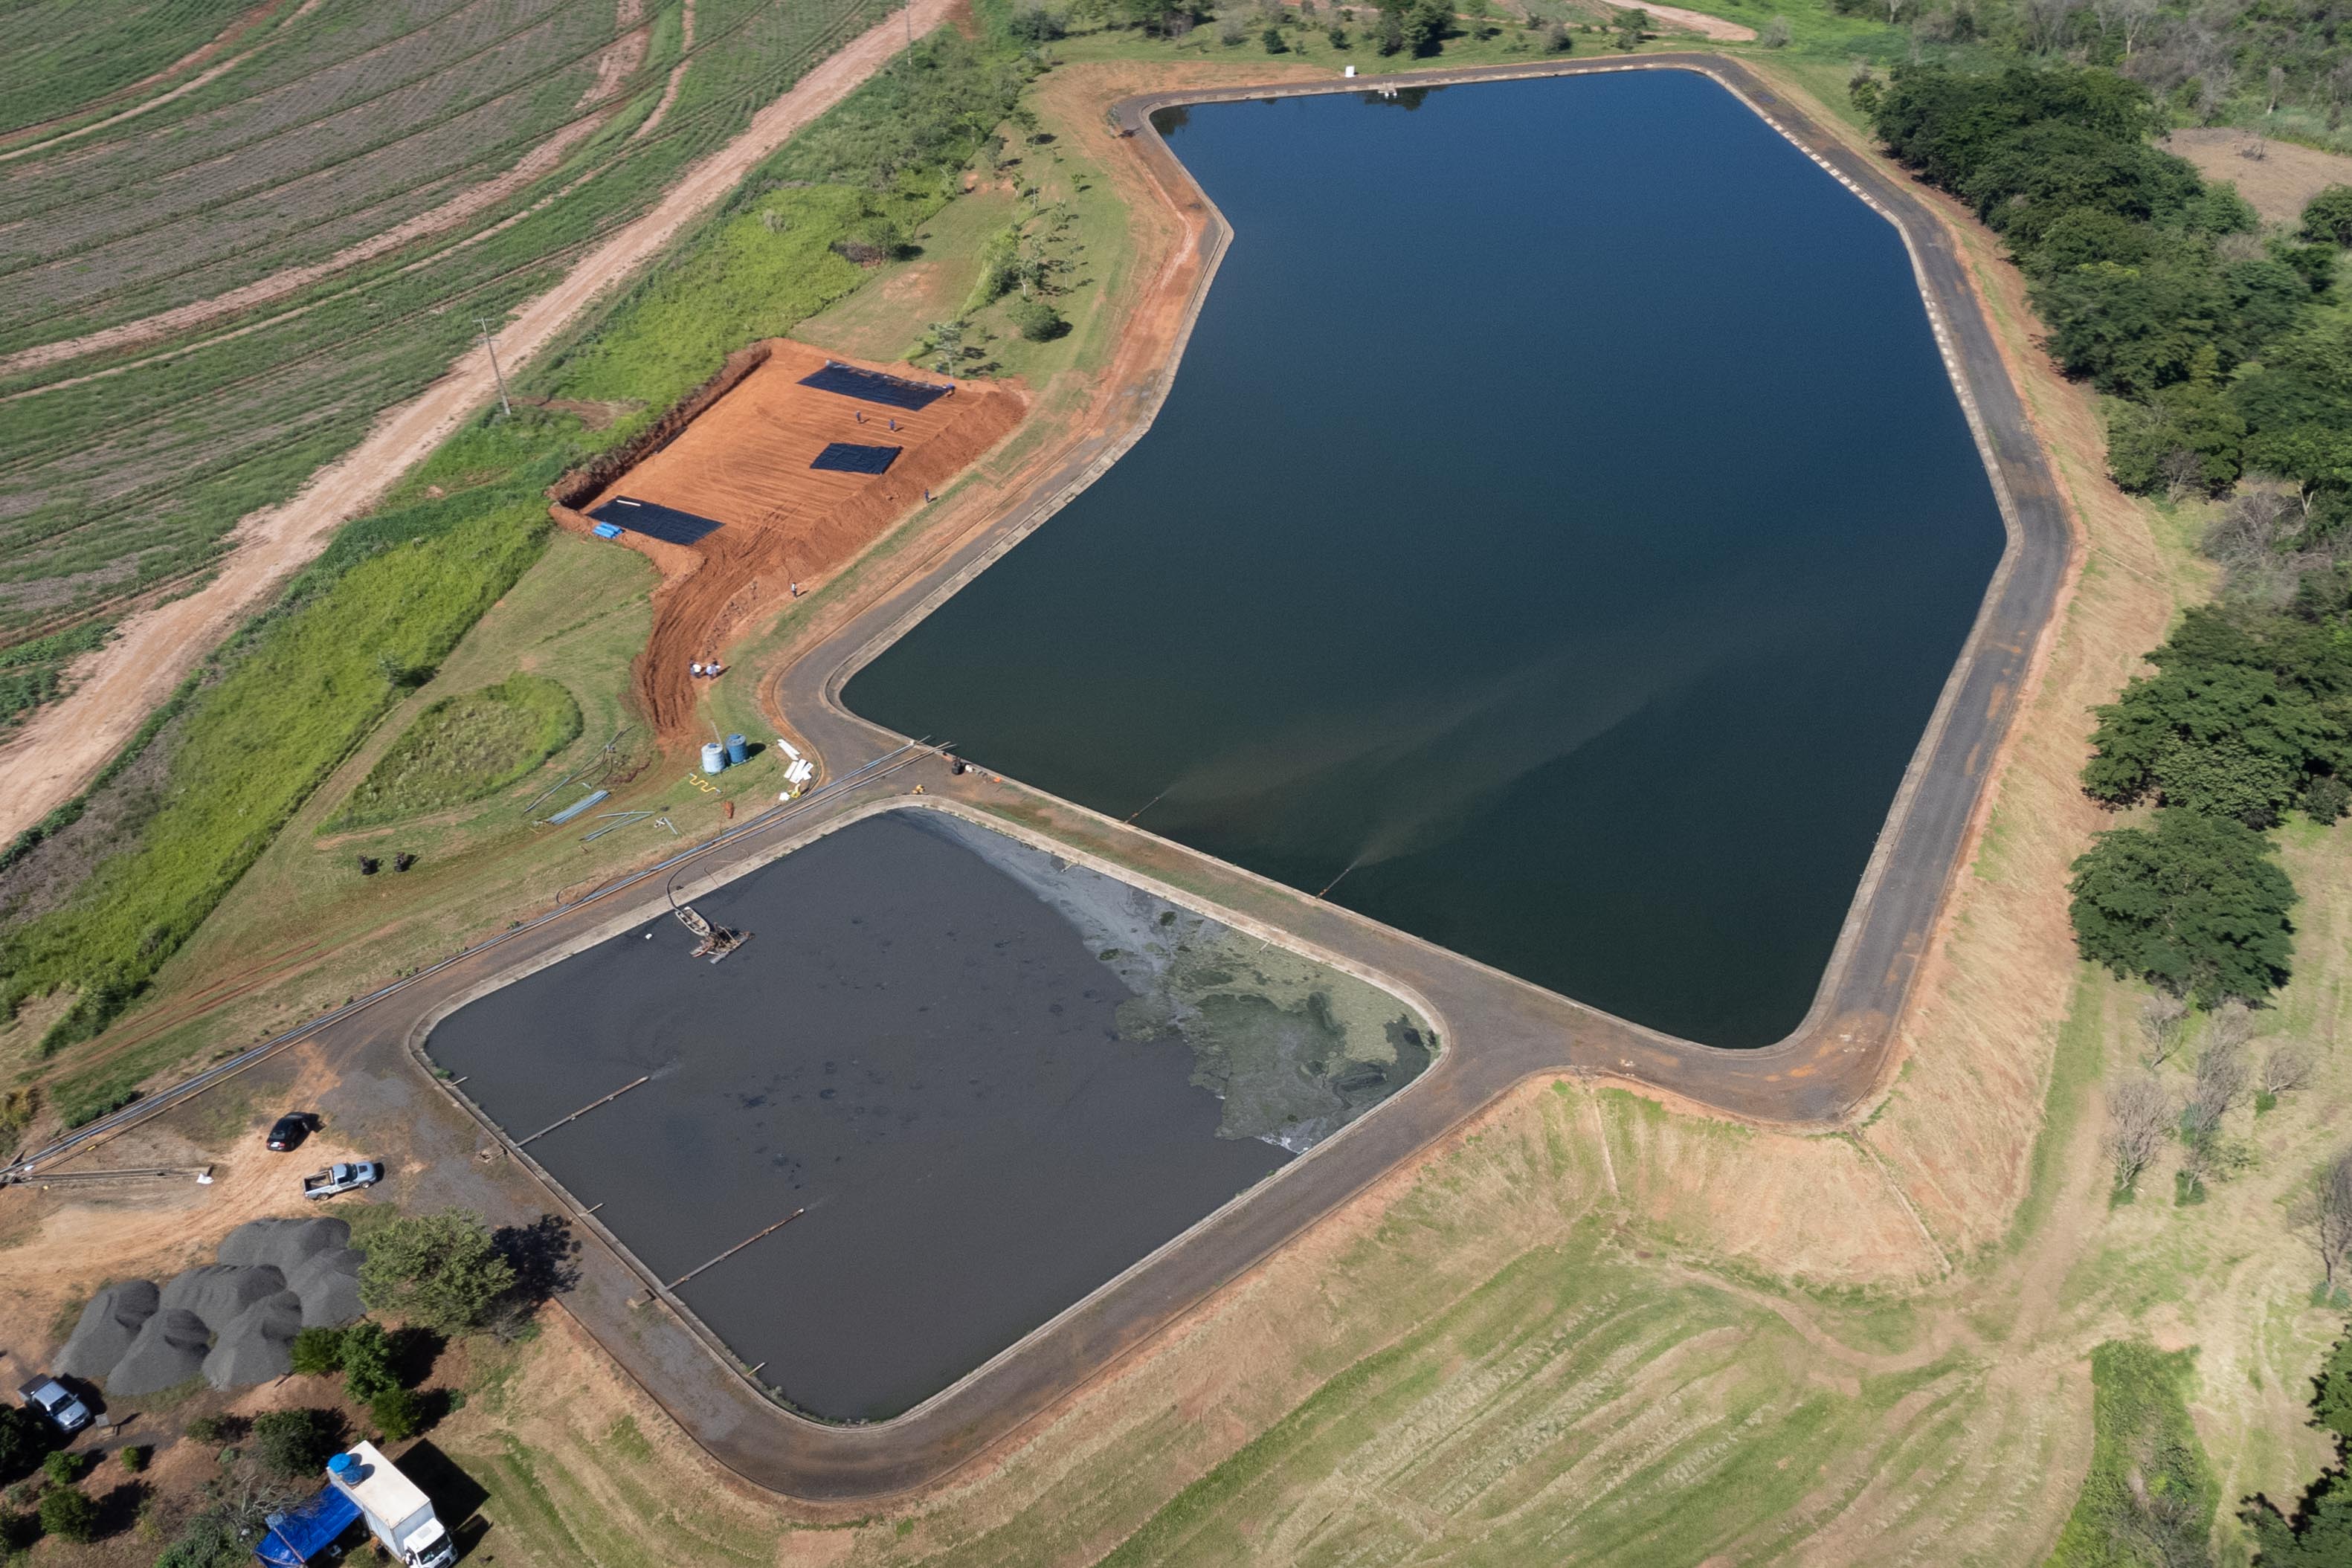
[2069, 810, 2295, 1004]
[0, 620, 108, 730]
[2046, 1340, 2219, 1567]
[2244, 1324, 2352, 1564]
[249, 1408, 344, 1480]
[288, 1324, 346, 1378]
[338, 1320, 402, 1404]
[34, 1484, 96, 1545]
[358, 1210, 518, 1335]
[0, 0, 250, 135]
[327, 674, 581, 830]
[0, 1405, 54, 1485]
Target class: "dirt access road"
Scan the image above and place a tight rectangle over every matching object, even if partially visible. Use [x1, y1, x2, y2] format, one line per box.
[0, 0, 957, 848]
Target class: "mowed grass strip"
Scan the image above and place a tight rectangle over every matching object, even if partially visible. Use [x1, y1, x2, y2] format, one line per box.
[326, 674, 582, 830]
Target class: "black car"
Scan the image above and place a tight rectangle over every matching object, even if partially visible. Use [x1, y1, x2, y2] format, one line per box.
[265, 1113, 312, 1152]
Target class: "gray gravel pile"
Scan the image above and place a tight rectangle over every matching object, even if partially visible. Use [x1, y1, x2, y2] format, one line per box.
[218, 1216, 350, 1273]
[201, 1291, 303, 1389]
[57, 1280, 160, 1379]
[160, 1263, 287, 1324]
[61, 1220, 370, 1394]
[106, 1308, 212, 1397]
[285, 1248, 364, 1327]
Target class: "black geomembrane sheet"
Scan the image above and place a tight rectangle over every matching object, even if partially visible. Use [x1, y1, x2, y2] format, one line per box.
[588, 496, 724, 544]
[811, 442, 903, 475]
[798, 362, 952, 410]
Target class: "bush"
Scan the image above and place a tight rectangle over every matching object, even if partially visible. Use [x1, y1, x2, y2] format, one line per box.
[37, 1485, 97, 1544]
[2305, 184, 2352, 247]
[358, 1210, 516, 1335]
[0, 1407, 54, 1485]
[40, 1450, 82, 1486]
[250, 1409, 343, 1480]
[2067, 808, 2296, 1006]
[2304, 775, 2351, 824]
[181, 1414, 237, 1446]
[339, 1322, 399, 1404]
[117, 1445, 146, 1473]
[0, 1508, 35, 1553]
[289, 1325, 347, 1378]
[370, 1387, 427, 1444]
[1007, 297, 1069, 342]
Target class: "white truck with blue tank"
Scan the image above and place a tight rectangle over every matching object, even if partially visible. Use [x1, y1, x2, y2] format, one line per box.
[325, 1442, 455, 1567]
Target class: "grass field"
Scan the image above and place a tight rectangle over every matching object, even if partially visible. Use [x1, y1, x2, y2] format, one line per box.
[0, 0, 255, 135]
[326, 672, 583, 830]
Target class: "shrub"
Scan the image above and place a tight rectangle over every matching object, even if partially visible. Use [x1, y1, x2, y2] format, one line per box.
[370, 1387, 426, 1444]
[181, 1414, 236, 1446]
[250, 1409, 343, 1480]
[40, 1450, 82, 1486]
[338, 1322, 399, 1404]
[37, 1485, 97, 1544]
[358, 1210, 516, 1335]
[289, 1326, 347, 1378]
[1762, 14, 1791, 47]
[1007, 297, 1069, 342]
[0, 1508, 35, 1553]
[2304, 775, 2351, 824]
[117, 1445, 146, 1473]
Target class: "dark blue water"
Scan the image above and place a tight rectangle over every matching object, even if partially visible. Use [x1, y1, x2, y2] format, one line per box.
[847, 73, 2004, 1047]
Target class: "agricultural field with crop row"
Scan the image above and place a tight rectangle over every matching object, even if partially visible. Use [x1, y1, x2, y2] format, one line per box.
[0, 0, 899, 654]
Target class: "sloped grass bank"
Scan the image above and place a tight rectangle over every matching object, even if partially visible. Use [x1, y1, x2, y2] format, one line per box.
[2046, 1341, 2218, 1567]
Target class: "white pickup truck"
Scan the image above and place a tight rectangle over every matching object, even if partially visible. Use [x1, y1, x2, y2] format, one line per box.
[302, 1161, 383, 1200]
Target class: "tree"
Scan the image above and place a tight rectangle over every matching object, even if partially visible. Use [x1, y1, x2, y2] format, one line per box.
[358, 1209, 517, 1335]
[251, 1409, 344, 1480]
[1760, 14, 1790, 47]
[1609, 5, 1645, 48]
[2240, 1326, 2352, 1564]
[2311, 1151, 2352, 1295]
[2140, 989, 2191, 1066]
[2259, 1043, 2310, 1111]
[1261, 22, 1288, 48]
[2068, 808, 2297, 1005]
[2304, 184, 2352, 247]
[2104, 1074, 2171, 1196]
[38, 1485, 98, 1544]
[2182, 1032, 2246, 1147]
[1008, 296, 1069, 342]
[0, 1404, 54, 1485]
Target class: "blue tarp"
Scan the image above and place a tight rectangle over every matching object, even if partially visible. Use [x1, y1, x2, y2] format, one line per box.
[256, 1486, 361, 1567]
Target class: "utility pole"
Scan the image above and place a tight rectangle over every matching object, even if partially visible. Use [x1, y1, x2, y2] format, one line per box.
[477, 316, 513, 419]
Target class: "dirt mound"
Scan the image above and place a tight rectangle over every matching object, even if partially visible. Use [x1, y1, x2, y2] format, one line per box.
[106, 1307, 212, 1396]
[56, 1280, 160, 1380]
[218, 1215, 351, 1273]
[286, 1247, 364, 1326]
[160, 1262, 287, 1324]
[202, 1290, 303, 1388]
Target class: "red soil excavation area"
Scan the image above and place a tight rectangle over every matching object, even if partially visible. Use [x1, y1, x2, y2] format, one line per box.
[549, 339, 1025, 738]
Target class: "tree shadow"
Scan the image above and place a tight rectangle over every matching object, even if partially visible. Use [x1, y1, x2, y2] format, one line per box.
[91, 1479, 149, 1539]
[492, 1214, 581, 1309]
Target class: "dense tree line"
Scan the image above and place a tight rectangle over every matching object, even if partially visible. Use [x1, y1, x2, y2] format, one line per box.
[1864, 62, 2342, 507]
[1860, 61, 2352, 1007]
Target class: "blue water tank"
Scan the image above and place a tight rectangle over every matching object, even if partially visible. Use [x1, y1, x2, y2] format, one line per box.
[700, 742, 726, 775]
[726, 733, 747, 767]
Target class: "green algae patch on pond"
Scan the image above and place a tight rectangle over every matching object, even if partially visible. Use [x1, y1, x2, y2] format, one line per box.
[927, 811, 1434, 1150]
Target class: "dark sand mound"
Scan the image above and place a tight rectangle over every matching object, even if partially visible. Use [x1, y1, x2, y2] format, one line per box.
[202, 1291, 303, 1388]
[57, 1280, 159, 1380]
[107, 1308, 212, 1397]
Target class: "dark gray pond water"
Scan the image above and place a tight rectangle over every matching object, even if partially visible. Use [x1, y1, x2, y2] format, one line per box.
[426, 809, 1425, 1419]
[845, 72, 2005, 1047]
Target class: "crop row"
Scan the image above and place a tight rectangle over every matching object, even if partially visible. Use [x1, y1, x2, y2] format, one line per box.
[0, 0, 252, 138]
